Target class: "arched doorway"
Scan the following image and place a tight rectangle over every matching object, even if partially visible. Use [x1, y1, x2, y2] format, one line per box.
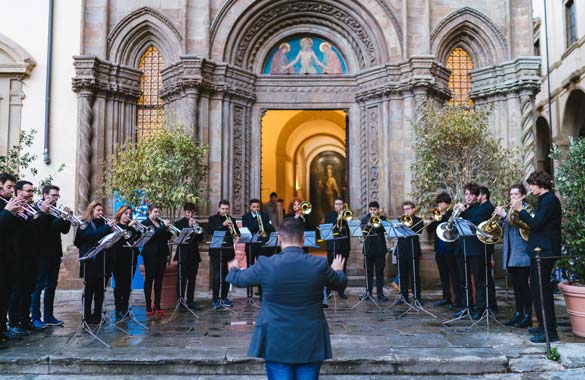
[535, 116, 553, 175]
[563, 89, 585, 139]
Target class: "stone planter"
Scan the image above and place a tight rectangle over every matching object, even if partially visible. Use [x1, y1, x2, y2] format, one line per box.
[558, 281, 585, 337]
[139, 261, 178, 310]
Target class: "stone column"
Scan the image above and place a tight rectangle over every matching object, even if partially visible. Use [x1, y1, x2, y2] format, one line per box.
[75, 89, 95, 215]
[520, 90, 536, 177]
[208, 91, 225, 211]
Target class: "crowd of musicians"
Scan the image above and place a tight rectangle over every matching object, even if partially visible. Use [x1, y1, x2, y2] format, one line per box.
[0, 169, 562, 349]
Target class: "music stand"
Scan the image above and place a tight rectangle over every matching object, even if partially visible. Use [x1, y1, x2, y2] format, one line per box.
[264, 232, 280, 249]
[443, 217, 477, 326]
[320, 223, 347, 310]
[168, 227, 200, 321]
[351, 220, 380, 310]
[240, 227, 262, 307]
[303, 230, 320, 249]
[383, 222, 437, 319]
[205, 231, 236, 314]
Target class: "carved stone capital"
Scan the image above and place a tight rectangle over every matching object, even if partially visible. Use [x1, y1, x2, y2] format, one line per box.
[470, 57, 541, 99]
[72, 56, 142, 99]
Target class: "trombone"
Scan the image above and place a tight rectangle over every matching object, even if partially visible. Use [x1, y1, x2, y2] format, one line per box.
[224, 214, 240, 239]
[362, 215, 381, 236]
[298, 201, 312, 222]
[255, 212, 268, 239]
[334, 204, 353, 235]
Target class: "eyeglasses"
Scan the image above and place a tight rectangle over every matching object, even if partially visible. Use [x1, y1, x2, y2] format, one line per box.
[48, 193, 60, 198]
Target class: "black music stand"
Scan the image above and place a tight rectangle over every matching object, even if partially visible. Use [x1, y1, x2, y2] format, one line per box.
[320, 223, 346, 310]
[264, 232, 280, 250]
[168, 227, 200, 321]
[350, 220, 380, 310]
[205, 231, 236, 314]
[383, 221, 437, 319]
[303, 230, 320, 249]
[240, 227, 263, 307]
[443, 217, 477, 325]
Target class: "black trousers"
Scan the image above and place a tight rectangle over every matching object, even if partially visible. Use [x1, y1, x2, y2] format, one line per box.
[398, 254, 421, 300]
[83, 276, 105, 321]
[530, 257, 557, 332]
[112, 255, 136, 313]
[211, 252, 232, 300]
[7, 255, 37, 328]
[143, 255, 167, 310]
[435, 253, 457, 302]
[365, 254, 385, 295]
[0, 252, 9, 332]
[176, 255, 199, 303]
[508, 266, 531, 315]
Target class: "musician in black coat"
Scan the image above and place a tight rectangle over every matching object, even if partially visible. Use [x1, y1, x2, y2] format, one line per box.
[30, 185, 71, 328]
[141, 204, 172, 316]
[324, 199, 350, 299]
[110, 206, 140, 320]
[512, 171, 561, 343]
[427, 192, 456, 307]
[173, 202, 203, 309]
[208, 199, 240, 309]
[0, 173, 18, 343]
[74, 201, 115, 324]
[452, 183, 493, 319]
[478, 186, 497, 311]
[6, 181, 51, 334]
[395, 201, 423, 303]
[360, 201, 388, 302]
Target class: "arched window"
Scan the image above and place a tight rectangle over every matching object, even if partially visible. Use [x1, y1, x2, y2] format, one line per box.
[446, 47, 474, 107]
[137, 46, 165, 140]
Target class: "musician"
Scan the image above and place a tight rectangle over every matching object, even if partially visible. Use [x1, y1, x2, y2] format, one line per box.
[110, 206, 140, 320]
[428, 193, 457, 307]
[360, 201, 388, 302]
[141, 204, 172, 316]
[74, 201, 115, 324]
[452, 183, 493, 320]
[495, 184, 531, 328]
[30, 185, 71, 329]
[479, 186, 497, 311]
[511, 171, 561, 343]
[395, 201, 423, 304]
[324, 199, 350, 299]
[262, 192, 283, 231]
[173, 202, 203, 310]
[208, 200, 240, 309]
[0, 173, 19, 345]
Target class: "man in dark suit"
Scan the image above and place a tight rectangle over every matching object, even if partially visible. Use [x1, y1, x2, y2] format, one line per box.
[208, 199, 240, 309]
[174, 202, 203, 310]
[360, 201, 388, 302]
[30, 185, 71, 329]
[452, 183, 492, 320]
[511, 171, 561, 343]
[478, 186, 497, 312]
[395, 201, 423, 304]
[242, 198, 275, 299]
[226, 217, 347, 380]
[324, 198, 350, 298]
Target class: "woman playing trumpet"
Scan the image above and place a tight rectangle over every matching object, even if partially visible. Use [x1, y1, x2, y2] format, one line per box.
[141, 204, 172, 316]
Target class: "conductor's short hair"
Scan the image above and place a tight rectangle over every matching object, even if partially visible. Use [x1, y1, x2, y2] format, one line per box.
[279, 217, 304, 244]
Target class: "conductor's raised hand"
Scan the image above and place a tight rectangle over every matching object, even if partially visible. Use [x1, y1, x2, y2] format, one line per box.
[331, 254, 345, 272]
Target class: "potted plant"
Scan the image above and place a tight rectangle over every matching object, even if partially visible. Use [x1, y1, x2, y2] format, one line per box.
[551, 137, 585, 337]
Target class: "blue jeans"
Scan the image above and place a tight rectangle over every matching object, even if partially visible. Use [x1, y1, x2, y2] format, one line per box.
[30, 256, 61, 321]
[265, 361, 322, 380]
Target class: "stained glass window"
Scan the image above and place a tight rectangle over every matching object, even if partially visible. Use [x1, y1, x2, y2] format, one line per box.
[446, 47, 474, 107]
[137, 46, 164, 140]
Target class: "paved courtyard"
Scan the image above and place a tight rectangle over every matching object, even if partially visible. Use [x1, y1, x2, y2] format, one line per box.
[1, 285, 585, 380]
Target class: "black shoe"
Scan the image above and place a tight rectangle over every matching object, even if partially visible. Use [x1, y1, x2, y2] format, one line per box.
[377, 294, 388, 302]
[115, 311, 125, 321]
[433, 299, 449, 307]
[452, 308, 467, 318]
[186, 302, 201, 311]
[530, 332, 559, 343]
[515, 313, 531, 328]
[359, 292, 371, 301]
[415, 298, 424, 306]
[505, 311, 522, 326]
[338, 292, 348, 299]
[529, 326, 544, 335]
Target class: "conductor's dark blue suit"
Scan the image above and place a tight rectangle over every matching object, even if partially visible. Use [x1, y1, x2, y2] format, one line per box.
[226, 246, 347, 369]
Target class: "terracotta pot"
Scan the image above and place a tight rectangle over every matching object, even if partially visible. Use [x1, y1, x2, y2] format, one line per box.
[558, 281, 585, 337]
[139, 261, 178, 310]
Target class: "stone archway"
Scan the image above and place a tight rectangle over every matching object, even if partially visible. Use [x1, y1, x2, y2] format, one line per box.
[562, 89, 585, 140]
[535, 116, 553, 175]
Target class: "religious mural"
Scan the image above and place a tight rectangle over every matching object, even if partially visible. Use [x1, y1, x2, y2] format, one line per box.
[263, 36, 347, 75]
[309, 151, 347, 224]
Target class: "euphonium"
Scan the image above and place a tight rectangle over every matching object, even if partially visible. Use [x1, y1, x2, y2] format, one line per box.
[477, 211, 503, 244]
[225, 214, 240, 239]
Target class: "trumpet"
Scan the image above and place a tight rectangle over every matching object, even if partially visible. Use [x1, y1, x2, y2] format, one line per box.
[255, 212, 268, 239]
[224, 214, 240, 239]
[189, 218, 204, 235]
[128, 218, 154, 234]
[477, 210, 504, 244]
[37, 200, 87, 229]
[0, 196, 30, 220]
[159, 217, 181, 237]
[101, 216, 132, 240]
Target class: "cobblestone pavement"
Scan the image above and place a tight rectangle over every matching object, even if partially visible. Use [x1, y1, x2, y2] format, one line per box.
[1, 285, 583, 379]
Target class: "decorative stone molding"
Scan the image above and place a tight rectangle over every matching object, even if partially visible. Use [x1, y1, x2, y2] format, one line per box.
[0, 33, 36, 77]
[469, 57, 541, 99]
[108, 7, 183, 46]
[72, 56, 142, 99]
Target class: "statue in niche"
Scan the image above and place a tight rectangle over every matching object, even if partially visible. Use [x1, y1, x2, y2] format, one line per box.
[283, 37, 326, 74]
[320, 42, 343, 74]
[269, 43, 295, 74]
[322, 164, 340, 212]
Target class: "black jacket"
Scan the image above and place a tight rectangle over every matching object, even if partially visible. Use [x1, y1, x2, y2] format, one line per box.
[519, 191, 562, 258]
[109, 223, 140, 268]
[324, 210, 350, 253]
[455, 203, 492, 257]
[173, 217, 203, 263]
[37, 213, 71, 258]
[0, 204, 18, 259]
[360, 214, 387, 257]
[395, 215, 422, 259]
[141, 218, 172, 259]
[208, 213, 240, 259]
[242, 211, 275, 238]
[428, 210, 454, 255]
[74, 218, 113, 279]
[8, 205, 51, 259]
